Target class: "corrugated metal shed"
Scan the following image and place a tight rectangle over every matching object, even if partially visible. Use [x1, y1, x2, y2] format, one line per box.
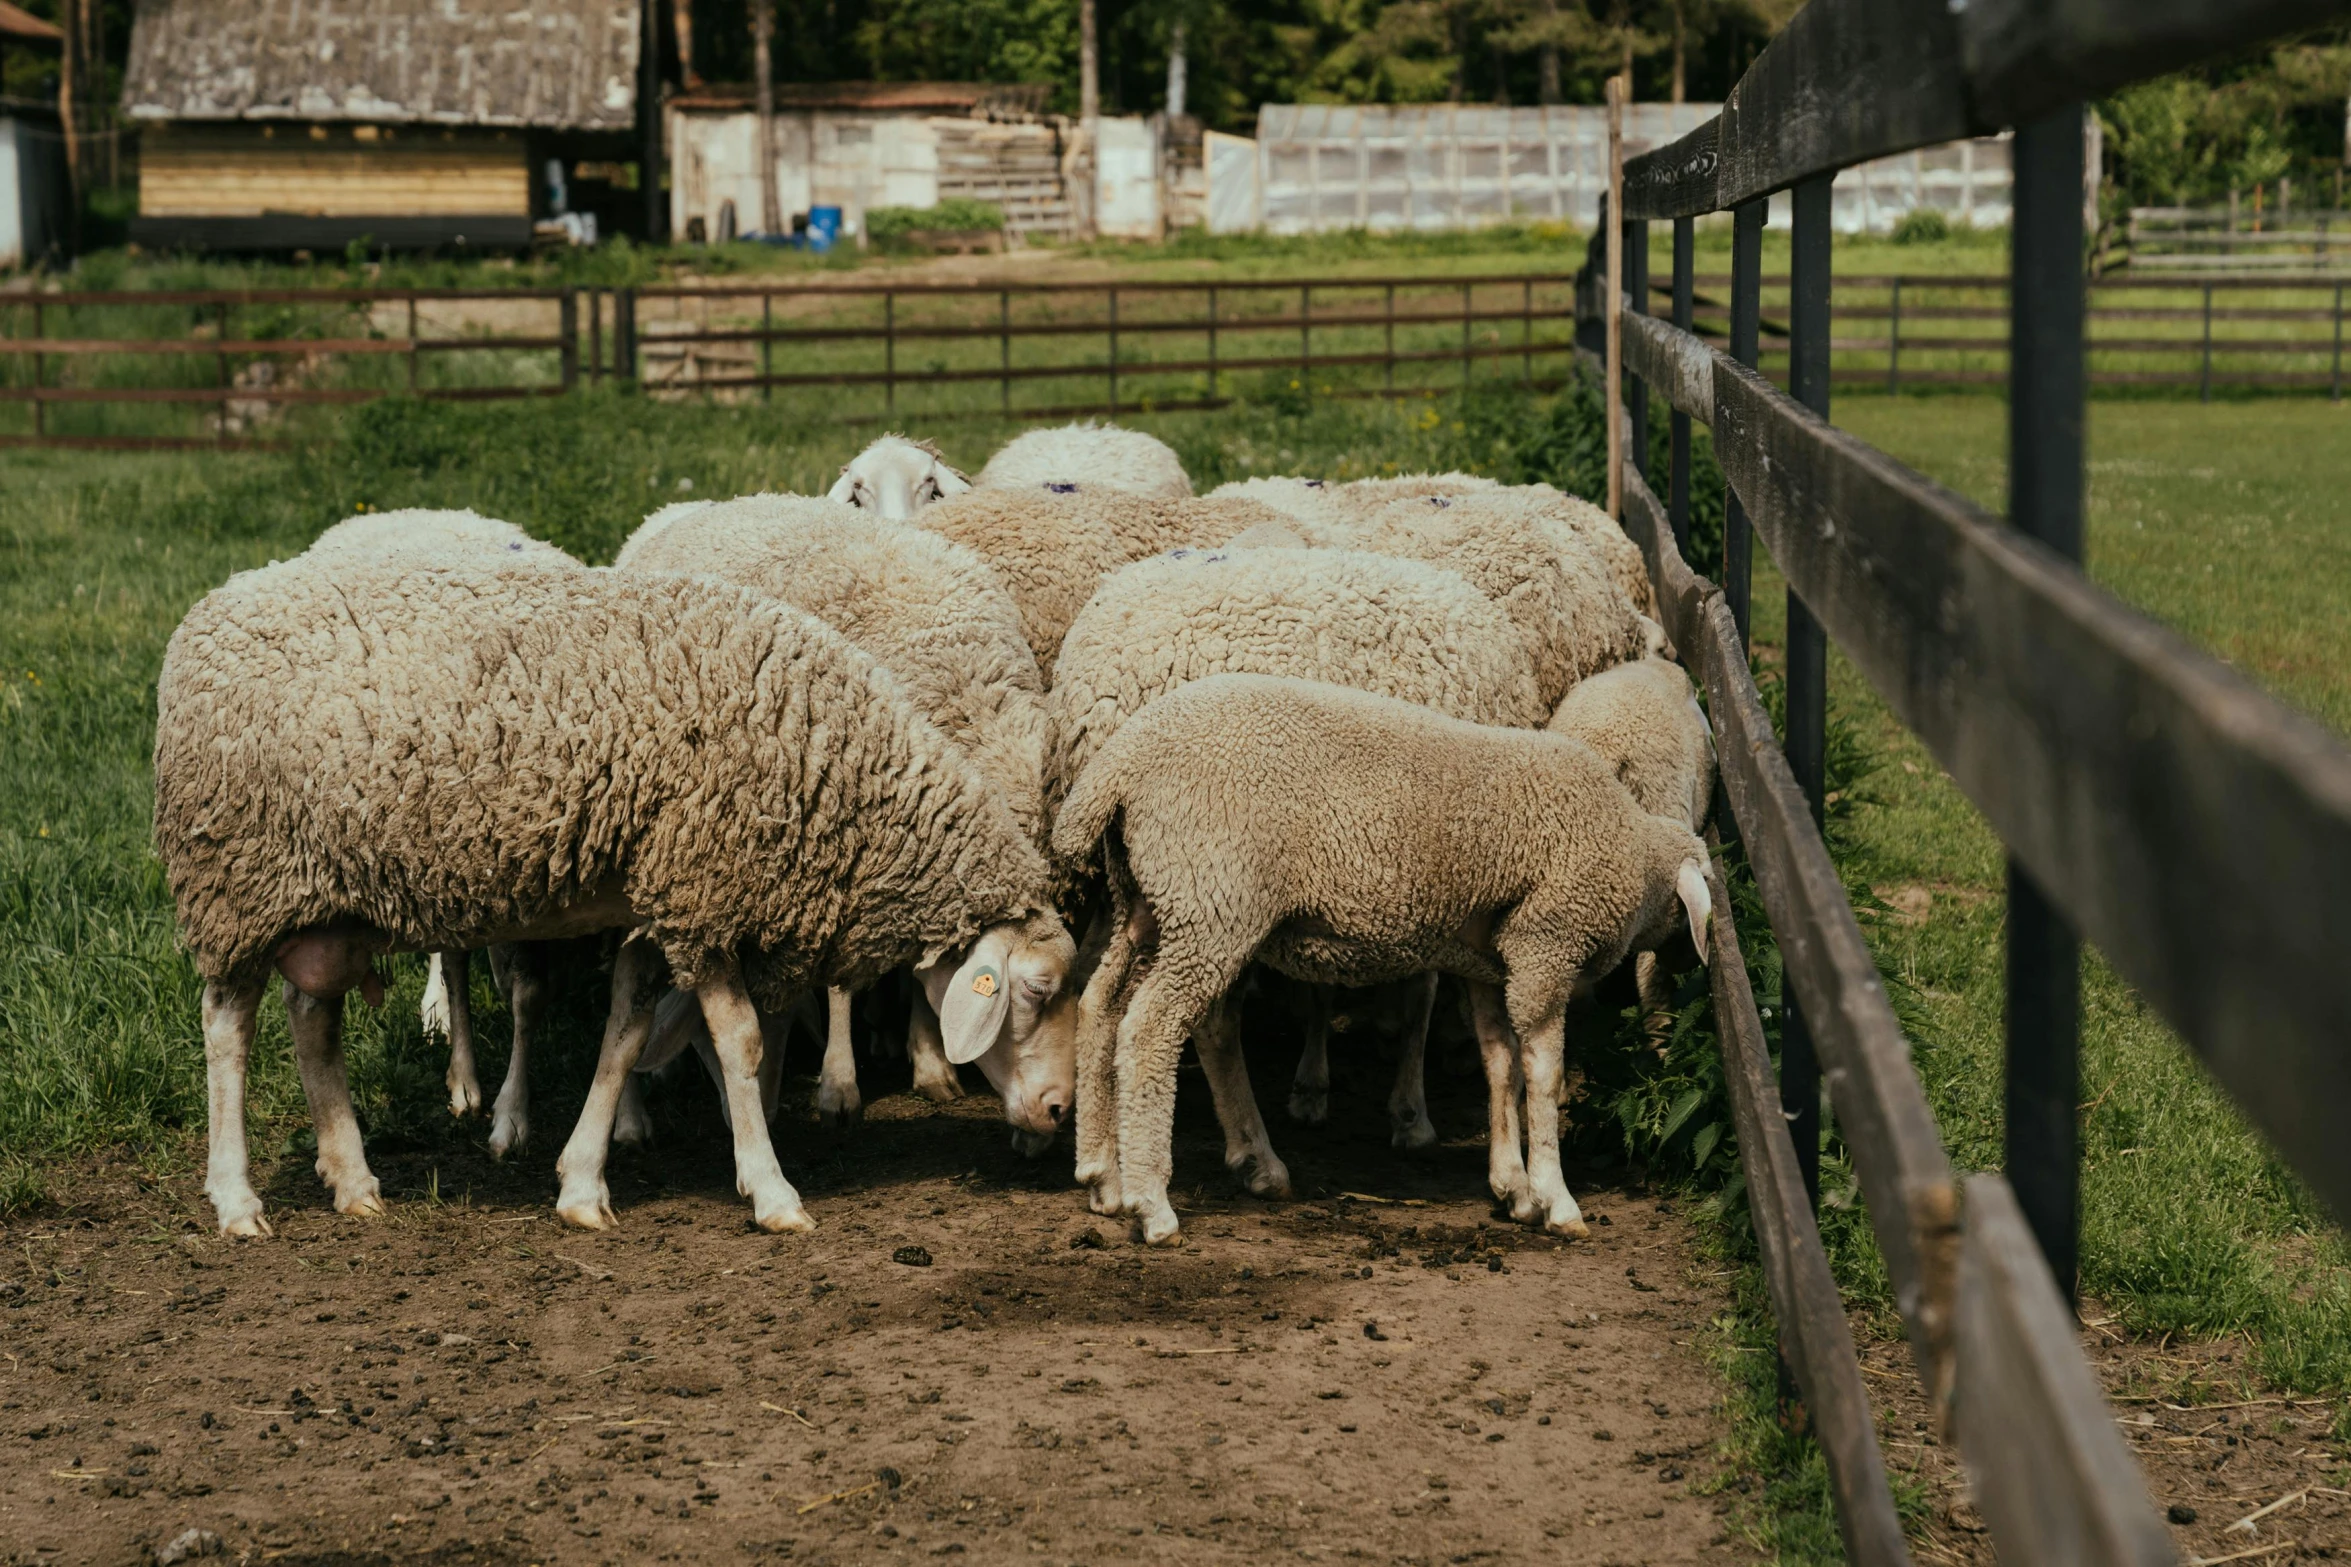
[119, 0, 641, 130]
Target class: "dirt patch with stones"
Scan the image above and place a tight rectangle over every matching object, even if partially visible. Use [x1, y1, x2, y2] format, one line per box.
[0, 1039, 1747, 1567]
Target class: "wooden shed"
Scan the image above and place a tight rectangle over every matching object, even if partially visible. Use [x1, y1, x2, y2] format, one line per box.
[120, 0, 643, 252]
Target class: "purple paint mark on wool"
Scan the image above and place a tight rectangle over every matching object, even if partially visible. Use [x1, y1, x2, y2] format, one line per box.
[1046, 482, 1079, 494]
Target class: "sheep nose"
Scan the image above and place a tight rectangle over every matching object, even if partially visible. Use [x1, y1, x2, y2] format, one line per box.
[1042, 1090, 1069, 1126]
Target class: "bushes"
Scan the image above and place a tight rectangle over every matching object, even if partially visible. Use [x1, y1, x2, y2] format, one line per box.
[1890, 208, 1951, 245]
[865, 199, 1007, 247]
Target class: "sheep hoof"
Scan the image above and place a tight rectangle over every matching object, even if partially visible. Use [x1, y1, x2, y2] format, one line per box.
[213, 1199, 272, 1239]
[333, 1179, 387, 1219]
[752, 1202, 817, 1235]
[1546, 1214, 1591, 1239]
[1086, 1179, 1124, 1217]
[610, 1106, 650, 1148]
[1237, 1156, 1292, 1201]
[488, 1111, 531, 1159]
[911, 1065, 965, 1103]
[1286, 1089, 1329, 1126]
[556, 1187, 619, 1231]
[1139, 1208, 1184, 1248]
[814, 1079, 863, 1129]
[446, 1075, 482, 1118]
[1390, 1115, 1438, 1152]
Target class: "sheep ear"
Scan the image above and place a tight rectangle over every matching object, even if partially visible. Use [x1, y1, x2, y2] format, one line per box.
[1677, 860, 1713, 965]
[936, 463, 973, 496]
[826, 469, 859, 504]
[933, 928, 1016, 1064]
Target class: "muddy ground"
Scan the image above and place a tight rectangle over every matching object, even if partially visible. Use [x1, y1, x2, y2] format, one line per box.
[0, 1035, 1749, 1567]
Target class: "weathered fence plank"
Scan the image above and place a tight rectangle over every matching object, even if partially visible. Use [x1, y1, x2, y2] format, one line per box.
[1956, 1177, 2178, 1566]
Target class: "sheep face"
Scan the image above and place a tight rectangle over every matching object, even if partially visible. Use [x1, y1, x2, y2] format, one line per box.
[828, 434, 971, 519]
[918, 911, 1077, 1141]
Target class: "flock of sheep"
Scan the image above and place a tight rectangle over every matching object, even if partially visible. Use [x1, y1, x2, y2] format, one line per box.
[153, 421, 1717, 1250]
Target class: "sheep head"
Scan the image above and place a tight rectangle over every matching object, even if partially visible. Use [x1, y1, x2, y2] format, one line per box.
[828, 433, 970, 519]
[917, 910, 1077, 1144]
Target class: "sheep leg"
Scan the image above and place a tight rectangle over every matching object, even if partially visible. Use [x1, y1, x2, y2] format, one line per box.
[1075, 899, 1150, 1214]
[1513, 987, 1588, 1238]
[433, 950, 482, 1118]
[485, 942, 541, 1158]
[1467, 981, 1532, 1216]
[1286, 983, 1332, 1126]
[1113, 951, 1227, 1248]
[695, 960, 814, 1234]
[906, 987, 966, 1102]
[1387, 971, 1441, 1151]
[283, 982, 386, 1219]
[1193, 988, 1291, 1199]
[202, 978, 271, 1238]
[816, 986, 863, 1127]
[1635, 951, 1675, 1056]
[554, 941, 659, 1231]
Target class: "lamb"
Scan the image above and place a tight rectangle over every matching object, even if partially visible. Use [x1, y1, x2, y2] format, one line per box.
[915, 487, 1286, 675]
[300, 507, 581, 1155]
[616, 493, 1062, 1131]
[827, 433, 972, 519]
[156, 558, 1072, 1237]
[977, 421, 1191, 499]
[1051, 673, 1711, 1246]
[1046, 545, 1546, 1182]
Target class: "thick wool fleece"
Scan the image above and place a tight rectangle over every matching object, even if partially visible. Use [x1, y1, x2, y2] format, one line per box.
[916, 487, 1286, 675]
[1205, 472, 1498, 527]
[617, 493, 1050, 847]
[1300, 497, 1647, 711]
[154, 561, 1050, 1008]
[1464, 485, 1657, 619]
[1548, 655, 1716, 834]
[1046, 545, 1545, 825]
[304, 508, 581, 570]
[977, 422, 1193, 498]
[1056, 673, 1703, 993]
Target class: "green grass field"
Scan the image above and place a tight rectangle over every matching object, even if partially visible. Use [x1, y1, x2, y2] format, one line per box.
[2, 344, 2345, 1554]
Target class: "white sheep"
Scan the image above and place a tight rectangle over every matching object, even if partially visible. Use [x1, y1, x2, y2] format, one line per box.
[155, 557, 1072, 1237]
[1203, 471, 1497, 526]
[302, 507, 580, 1156]
[1047, 545, 1546, 1187]
[617, 493, 1066, 1139]
[827, 433, 972, 519]
[916, 487, 1285, 676]
[977, 421, 1192, 498]
[1052, 673, 1711, 1246]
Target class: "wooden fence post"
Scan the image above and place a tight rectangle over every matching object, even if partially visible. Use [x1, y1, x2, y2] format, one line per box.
[1626, 212, 1650, 488]
[589, 290, 603, 384]
[1000, 290, 1012, 415]
[1669, 219, 1694, 557]
[406, 297, 420, 393]
[2332, 282, 2343, 403]
[1383, 283, 1395, 391]
[884, 291, 897, 416]
[615, 288, 637, 381]
[2005, 103, 2089, 1306]
[1522, 277, 1534, 383]
[1604, 74, 1624, 518]
[559, 291, 579, 392]
[1888, 277, 1902, 393]
[2199, 282, 2212, 403]
[31, 299, 44, 446]
[1207, 285, 1219, 402]
[1461, 281, 1473, 392]
[1724, 199, 1763, 648]
[761, 292, 773, 404]
[1298, 284, 1310, 389]
[1108, 287, 1120, 414]
[216, 300, 231, 445]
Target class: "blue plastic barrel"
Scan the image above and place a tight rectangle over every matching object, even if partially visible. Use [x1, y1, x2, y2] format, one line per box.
[805, 206, 844, 251]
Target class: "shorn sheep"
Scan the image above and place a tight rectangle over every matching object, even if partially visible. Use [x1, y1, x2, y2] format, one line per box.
[1046, 543, 1548, 1179]
[1051, 673, 1711, 1247]
[976, 421, 1192, 498]
[156, 559, 1072, 1237]
[617, 493, 1065, 1134]
[916, 488, 1286, 675]
[301, 507, 576, 1156]
[827, 433, 972, 519]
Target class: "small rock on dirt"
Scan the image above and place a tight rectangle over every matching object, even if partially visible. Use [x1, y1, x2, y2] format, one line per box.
[2168, 1504, 2198, 1525]
[893, 1245, 933, 1267]
[154, 1529, 221, 1565]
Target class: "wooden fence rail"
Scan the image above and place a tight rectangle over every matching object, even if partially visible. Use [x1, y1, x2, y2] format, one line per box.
[1583, 0, 2351, 1564]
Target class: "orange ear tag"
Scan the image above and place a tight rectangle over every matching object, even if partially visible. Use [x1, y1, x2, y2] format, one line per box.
[972, 970, 999, 998]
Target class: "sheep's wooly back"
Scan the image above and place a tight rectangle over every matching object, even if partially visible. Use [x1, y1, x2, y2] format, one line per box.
[1327, 471, 1499, 518]
[977, 421, 1193, 498]
[617, 493, 1050, 846]
[154, 561, 1047, 1005]
[1549, 656, 1716, 833]
[1046, 545, 1547, 822]
[1203, 476, 1341, 525]
[1474, 485, 1657, 618]
[1311, 497, 1648, 710]
[304, 508, 581, 570]
[917, 488, 1287, 675]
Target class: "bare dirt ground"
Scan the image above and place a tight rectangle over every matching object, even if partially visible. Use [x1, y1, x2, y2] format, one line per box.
[0, 1039, 1748, 1567]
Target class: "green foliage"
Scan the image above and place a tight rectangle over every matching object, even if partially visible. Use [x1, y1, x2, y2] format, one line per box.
[864, 200, 1008, 247]
[2098, 40, 2351, 212]
[1889, 208, 1950, 246]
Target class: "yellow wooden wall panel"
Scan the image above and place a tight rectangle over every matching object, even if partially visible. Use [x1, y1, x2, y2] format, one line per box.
[140, 134, 529, 217]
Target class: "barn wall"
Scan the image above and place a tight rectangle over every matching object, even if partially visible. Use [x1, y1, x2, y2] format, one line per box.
[139, 124, 531, 218]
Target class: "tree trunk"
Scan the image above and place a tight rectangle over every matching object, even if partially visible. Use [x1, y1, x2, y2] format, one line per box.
[1166, 20, 1187, 120]
[1670, 0, 1686, 104]
[672, 0, 700, 89]
[753, 0, 781, 238]
[58, 0, 83, 217]
[1077, 0, 1099, 240]
[1537, 0, 1561, 106]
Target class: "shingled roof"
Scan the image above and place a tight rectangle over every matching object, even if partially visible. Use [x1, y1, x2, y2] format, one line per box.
[120, 0, 642, 130]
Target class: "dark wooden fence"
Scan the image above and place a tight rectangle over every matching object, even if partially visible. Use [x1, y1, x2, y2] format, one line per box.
[1579, 1, 2351, 1564]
